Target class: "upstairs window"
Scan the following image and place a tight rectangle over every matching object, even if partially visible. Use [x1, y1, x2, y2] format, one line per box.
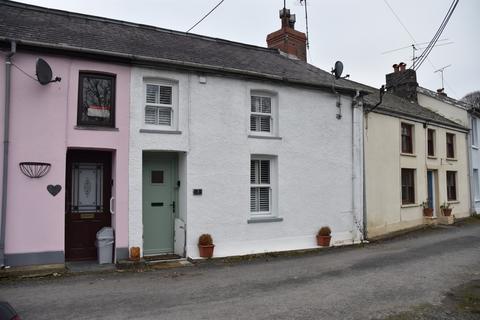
[250, 95, 272, 133]
[145, 83, 175, 127]
[250, 159, 271, 215]
[401, 123, 413, 154]
[78, 73, 115, 127]
[446, 133, 455, 158]
[427, 129, 435, 157]
[472, 118, 478, 146]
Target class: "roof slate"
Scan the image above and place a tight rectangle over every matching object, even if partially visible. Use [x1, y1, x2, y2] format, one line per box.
[0, 0, 357, 92]
[363, 91, 467, 130]
[0, 1, 467, 131]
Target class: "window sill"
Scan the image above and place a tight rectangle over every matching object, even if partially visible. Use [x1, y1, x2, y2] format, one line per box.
[247, 216, 283, 224]
[446, 158, 457, 161]
[472, 145, 479, 150]
[139, 129, 182, 134]
[447, 200, 459, 204]
[400, 153, 416, 158]
[248, 134, 282, 140]
[74, 126, 119, 131]
[427, 156, 437, 159]
[401, 203, 420, 208]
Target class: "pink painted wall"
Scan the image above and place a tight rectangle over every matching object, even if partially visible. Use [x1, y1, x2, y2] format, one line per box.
[2, 52, 129, 256]
[0, 53, 5, 229]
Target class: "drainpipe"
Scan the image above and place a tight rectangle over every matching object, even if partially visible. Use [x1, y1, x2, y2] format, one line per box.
[1, 40, 16, 267]
[352, 90, 365, 242]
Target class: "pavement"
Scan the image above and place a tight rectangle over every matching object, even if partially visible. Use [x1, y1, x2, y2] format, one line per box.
[1, 219, 480, 319]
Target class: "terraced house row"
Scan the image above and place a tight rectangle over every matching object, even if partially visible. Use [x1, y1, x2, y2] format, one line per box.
[0, 1, 475, 267]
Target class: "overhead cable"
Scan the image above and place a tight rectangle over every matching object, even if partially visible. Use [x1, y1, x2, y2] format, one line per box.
[186, 0, 225, 33]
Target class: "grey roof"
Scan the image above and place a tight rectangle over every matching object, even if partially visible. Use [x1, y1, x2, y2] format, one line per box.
[0, 1, 468, 131]
[363, 91, 467, 130]
[0, 0, 358, 93]
[341, 78, 467, 130]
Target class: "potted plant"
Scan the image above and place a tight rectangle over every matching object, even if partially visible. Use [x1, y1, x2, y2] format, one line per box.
[422, 200, 434, 217]
[198, 234, 215, 258]
[440, 202, 452, 216]
[316, 226, 332, 247]
[129, 246, 140, 261]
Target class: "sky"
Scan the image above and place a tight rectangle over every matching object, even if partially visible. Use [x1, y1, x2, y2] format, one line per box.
[15, 0, 480, 100]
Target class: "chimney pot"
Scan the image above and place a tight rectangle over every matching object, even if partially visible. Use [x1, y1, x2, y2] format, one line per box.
[385, 63, 418, 101]
[267, 7, 307, 61]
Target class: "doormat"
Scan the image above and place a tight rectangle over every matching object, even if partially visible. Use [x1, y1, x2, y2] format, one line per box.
[143, 254, 181, 261]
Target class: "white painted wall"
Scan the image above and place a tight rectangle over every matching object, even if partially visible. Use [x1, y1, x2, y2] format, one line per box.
[129, 66, 363, 259]
[470, 115, 480, 213]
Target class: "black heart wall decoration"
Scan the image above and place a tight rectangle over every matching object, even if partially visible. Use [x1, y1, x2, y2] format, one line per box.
[47, 184, 61, 196]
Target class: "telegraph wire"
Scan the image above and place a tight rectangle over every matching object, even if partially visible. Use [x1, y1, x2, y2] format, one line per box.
[11, 63, 37, 81]
[413, 0, 458, 71]
[382, 0, 459, 97]
[186, 0, 226, 33]
[383, 0, 417, 44]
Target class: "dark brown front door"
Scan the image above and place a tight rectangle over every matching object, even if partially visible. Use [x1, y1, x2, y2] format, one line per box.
[65, 150, 112, 261]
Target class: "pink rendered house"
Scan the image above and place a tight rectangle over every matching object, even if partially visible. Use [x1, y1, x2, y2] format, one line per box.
[0, 45, 130, 266]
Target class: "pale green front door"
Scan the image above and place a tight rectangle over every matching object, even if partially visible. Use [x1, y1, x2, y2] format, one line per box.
[143, 153, 176, 255]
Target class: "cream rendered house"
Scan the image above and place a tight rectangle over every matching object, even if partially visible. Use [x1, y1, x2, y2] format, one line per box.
[416, 87, 478, 214]
[363, 64, 469, 238]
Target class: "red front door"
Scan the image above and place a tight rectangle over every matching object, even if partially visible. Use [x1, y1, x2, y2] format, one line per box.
[65, 150, 112, 261]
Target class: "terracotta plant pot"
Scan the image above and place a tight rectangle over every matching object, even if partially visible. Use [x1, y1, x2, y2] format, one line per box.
[129, 246, 140, 261]
[442, 208, 452, 216]
[423, 208, 434, 217]
[198, 244, 215, 258]
[316, 235, 331, 247]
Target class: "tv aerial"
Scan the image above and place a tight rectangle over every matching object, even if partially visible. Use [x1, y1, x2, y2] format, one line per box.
[36, 58, 61, 85]
[434, 64, 451, 91]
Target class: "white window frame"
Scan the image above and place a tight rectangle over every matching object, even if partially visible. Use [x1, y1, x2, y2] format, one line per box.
[143, 80, 178, 130]
[250, 155, 277, 217]
[472, 117, 478, 147]
[250, 91, 278, 136]
[474, 169, 480, 201]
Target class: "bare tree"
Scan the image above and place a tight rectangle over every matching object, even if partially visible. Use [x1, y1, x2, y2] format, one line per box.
[462, 91, 480, 108]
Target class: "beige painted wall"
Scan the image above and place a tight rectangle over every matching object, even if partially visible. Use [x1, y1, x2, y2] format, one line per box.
[365, 111, 470, 238]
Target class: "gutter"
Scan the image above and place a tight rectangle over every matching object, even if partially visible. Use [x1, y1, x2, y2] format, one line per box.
[0, 38, 365, 96]
[1, 40, 15, 267]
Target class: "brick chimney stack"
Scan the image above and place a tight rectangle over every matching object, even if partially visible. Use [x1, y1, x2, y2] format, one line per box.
[385, 62, 419, 102]
[266, 8, 307, 61]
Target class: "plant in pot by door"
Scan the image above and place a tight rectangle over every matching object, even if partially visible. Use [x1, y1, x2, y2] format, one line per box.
[198, 234, 215, 258]
[316, 226, 332, 247]
[422, 200, 434, 217]
[440, 202, 452, 216]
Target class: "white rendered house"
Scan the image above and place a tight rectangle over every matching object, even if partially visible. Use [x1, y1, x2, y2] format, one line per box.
[127, 8, 365, 259]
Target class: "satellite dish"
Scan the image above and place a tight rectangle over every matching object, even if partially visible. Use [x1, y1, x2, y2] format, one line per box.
[36, 58, 53, 85]
[332, 61, 344, 79]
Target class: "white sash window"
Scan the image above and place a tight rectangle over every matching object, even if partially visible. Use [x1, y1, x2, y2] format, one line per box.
[144, 83, 174, 127]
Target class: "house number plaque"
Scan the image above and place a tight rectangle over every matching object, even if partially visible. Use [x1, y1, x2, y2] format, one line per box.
[80, 213, 95, 219]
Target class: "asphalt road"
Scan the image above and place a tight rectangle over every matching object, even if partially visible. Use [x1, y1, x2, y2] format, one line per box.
[2, 221, 480, 320]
